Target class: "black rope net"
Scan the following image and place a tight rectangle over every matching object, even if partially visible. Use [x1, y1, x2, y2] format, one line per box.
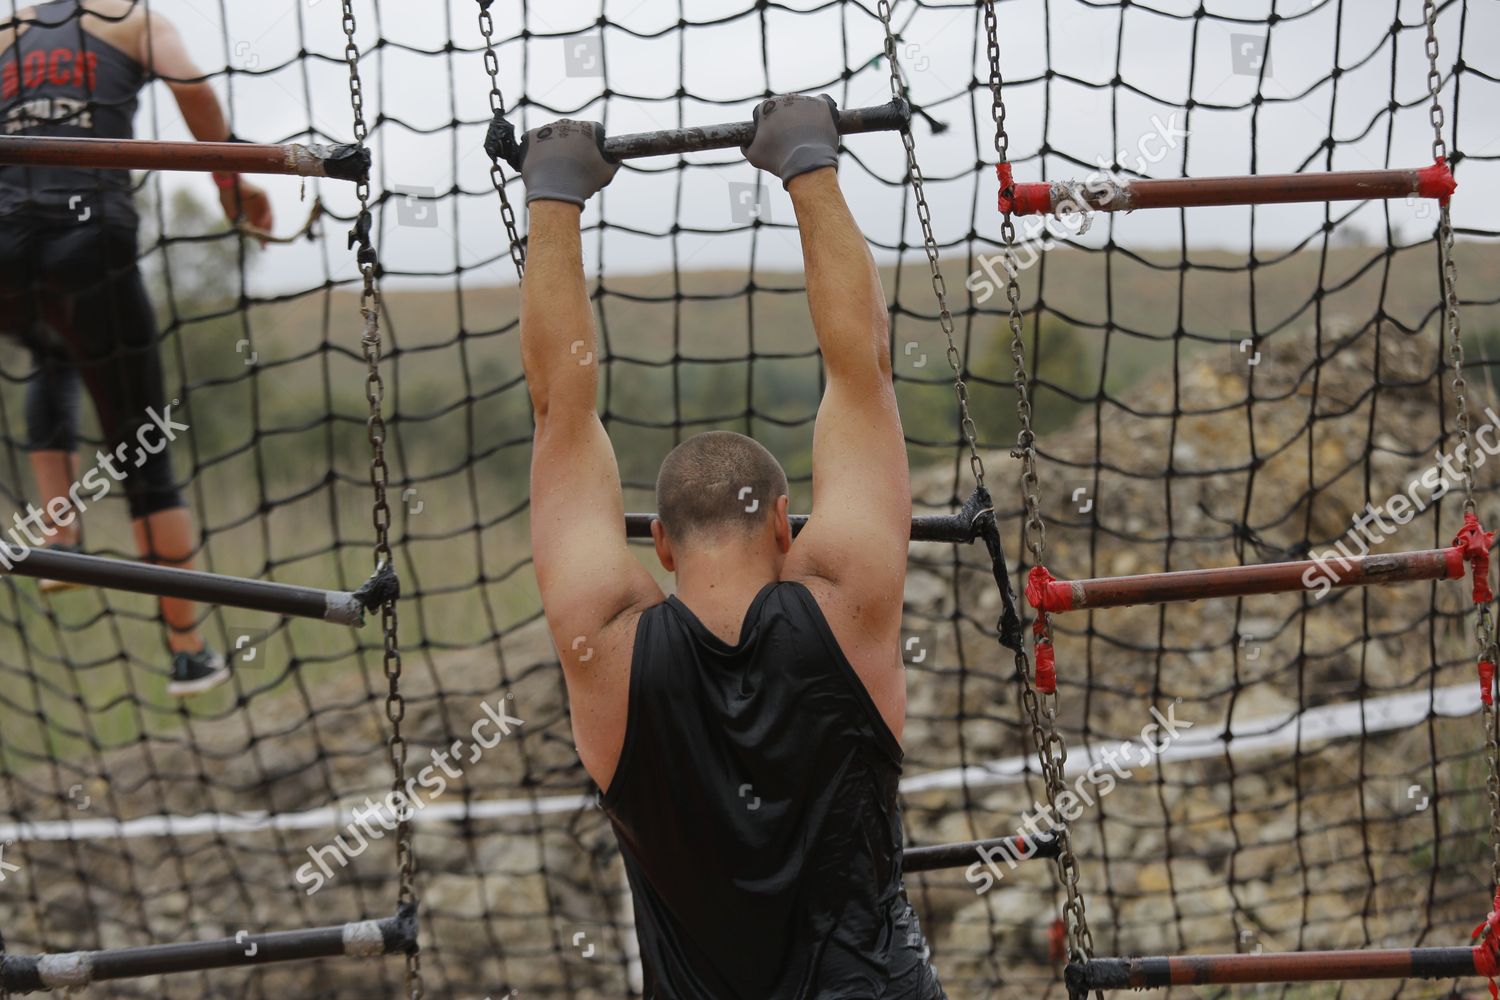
[1, 0, 1498, 996]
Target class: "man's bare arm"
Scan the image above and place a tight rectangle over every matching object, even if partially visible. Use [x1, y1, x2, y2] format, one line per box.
[783, 168, 910, 610]
[743, 96, 910, 729]
[523, 203, 607, 417]
[519, 125, 662, 785]
[137, 11, 273, 235]
[137, 13, 224, 139]
[525, 198, 661, 642]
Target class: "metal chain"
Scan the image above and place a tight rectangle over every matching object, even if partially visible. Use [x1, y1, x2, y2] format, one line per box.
[340, 3, 423, 996]
[877, 0, 983, 489]
[1423, 0, 1500, 896]
[979, 1, 1096, 990]
[982, 0, 1043, 566]
[984, 0, 1007, 172]
[477, 2, 527, 279]
[1425, 0, 1470, 511]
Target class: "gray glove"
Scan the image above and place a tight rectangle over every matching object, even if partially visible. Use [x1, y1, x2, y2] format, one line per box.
[742, 94, 840, 188]
[517, 119, 620, 207]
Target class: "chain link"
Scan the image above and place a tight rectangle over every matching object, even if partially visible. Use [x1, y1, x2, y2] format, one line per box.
[877, 0, 983, 488]
[978, 1, 1095, 991]
[984, 0, 1006, 166]
[1423, 0, 1500, 896]
[1424, 0, 1470, 513]
[341, 2, 423, 995]
[477, 4, 527, 280]
[981, 7, 1044, 566]
[1423, 0, 1448, 166]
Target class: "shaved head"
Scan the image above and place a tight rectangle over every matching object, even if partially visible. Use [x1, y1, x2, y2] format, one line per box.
[655, 432, 789, 546]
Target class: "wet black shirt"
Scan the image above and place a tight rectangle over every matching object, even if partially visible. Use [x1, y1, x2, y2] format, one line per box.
[601, 581, 946, 999]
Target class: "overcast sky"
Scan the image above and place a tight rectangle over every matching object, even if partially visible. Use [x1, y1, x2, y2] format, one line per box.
[121, 0, 1500, 295]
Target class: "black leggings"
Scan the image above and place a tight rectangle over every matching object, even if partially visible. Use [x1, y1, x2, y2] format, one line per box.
[0, 220, 182, 518]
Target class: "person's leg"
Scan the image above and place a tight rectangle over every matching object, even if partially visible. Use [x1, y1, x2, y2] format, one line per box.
[132, 507, 203, 654]
[98, 232, 210, 654]
[0, 222, 84, 551]
[51, 223, 223, 686]
[25, 334, 83, 549]
[28, 452, 81, 546]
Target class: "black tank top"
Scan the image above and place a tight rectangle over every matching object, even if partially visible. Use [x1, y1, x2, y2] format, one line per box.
[0, 0, 144, 226]
[602, 581, 946, 999]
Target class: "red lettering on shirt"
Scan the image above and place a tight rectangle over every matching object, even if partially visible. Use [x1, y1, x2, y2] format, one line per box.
[2, 49, 100, 100]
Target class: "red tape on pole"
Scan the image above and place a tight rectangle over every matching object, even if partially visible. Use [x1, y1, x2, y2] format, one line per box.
[1033, 633, 1056, 694]
[1026, 564, 1072, 613]
[996, 163, 1055, 216]
[996, 162, 1016, 214]
[1453, 512, 1495, 604]
[1418, 157, 1458, 205]
[1472, 888, 1500, 999]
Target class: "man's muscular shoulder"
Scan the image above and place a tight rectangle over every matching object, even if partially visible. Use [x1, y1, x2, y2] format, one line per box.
[790, 573, 907, 741]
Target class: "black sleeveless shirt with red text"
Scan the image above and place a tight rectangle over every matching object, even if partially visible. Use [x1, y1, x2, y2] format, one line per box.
[0, 0, 144, 226]
[601, 581, 946, 999]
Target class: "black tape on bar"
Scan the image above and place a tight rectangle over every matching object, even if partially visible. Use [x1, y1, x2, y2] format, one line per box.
[322, 143, 372, 182]
[353, 560, 401, 610]
[387, 901, 420, 955]
[1069, 958, 1135, 992]
[967, 484, 1024, 652]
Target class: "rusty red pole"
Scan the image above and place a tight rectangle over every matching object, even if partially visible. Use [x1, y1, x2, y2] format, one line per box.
[1072, 948, 1480, 990]
[1001, 160, 1455, 215]
[1028, 546, 1465, 614]
[0, 136, 369, 181]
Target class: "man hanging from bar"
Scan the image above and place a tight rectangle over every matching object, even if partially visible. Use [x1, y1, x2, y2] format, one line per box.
[517, 97, 946, 998]
[0, 1, 273, 695]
